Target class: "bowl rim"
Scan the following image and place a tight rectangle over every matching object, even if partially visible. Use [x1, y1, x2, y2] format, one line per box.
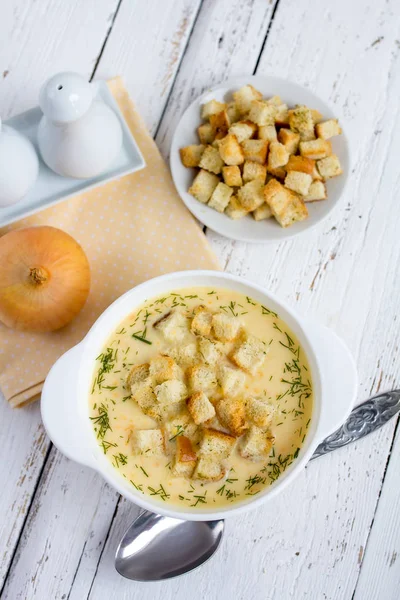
[72, 270, 326, 521]
[170, 74, 350, 243]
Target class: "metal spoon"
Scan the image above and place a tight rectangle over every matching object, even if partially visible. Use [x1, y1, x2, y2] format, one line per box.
[115, 390, 400, 582]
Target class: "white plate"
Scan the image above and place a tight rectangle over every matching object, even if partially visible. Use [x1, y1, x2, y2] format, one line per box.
[170, 75, 350, 243]
[0, 82, 146, 227]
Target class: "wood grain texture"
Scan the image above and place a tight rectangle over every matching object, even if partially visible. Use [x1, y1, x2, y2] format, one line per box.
[354, 424, 400, 600]
[0, 0, 121, 588]
[94, 0, 203, 136]
[0, 0, 120, 117]
[0, 0, 399, 598]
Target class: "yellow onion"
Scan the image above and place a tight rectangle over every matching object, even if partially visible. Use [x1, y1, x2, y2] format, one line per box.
[0, 226, 90, 332]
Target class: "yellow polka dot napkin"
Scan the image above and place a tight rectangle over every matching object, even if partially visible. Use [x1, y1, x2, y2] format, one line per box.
[0, 77, 220, 408]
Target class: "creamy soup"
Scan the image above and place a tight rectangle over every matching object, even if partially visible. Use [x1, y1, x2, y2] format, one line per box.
[89, 287, 313, 509]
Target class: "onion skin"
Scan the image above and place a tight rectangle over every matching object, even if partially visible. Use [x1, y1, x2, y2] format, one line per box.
[0, 226, 91, 332]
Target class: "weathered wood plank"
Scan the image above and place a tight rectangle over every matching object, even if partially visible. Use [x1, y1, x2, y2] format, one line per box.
[354, 424, 400, 600]
[0, 0, 121, 588]
[0, 0, 120, 117]
[94, 0, 203, 136]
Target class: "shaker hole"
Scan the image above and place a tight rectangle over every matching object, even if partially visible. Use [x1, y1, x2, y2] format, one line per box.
[57, 85, 63, 90]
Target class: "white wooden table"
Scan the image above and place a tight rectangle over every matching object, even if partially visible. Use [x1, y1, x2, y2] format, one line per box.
[1, 1, 399, 598]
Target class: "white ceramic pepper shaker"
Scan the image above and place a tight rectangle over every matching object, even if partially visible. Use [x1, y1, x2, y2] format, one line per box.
[0, 118, 39, 207]
[37, 72, 123, 179]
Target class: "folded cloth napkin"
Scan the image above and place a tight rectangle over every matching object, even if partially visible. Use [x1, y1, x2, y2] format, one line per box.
[0, 77, 219, 408]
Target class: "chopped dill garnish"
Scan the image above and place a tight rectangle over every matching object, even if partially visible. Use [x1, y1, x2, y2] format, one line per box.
[92, 348, 118, 392]
[245, 474, 266, 491]
[148, 484, 170, 501]
[191, 491, 207, 507]
[100, 440, 117, 454]
[261, 305, 278, 318]
[90, 403, 111, 439]
[113, 453, 128, 468]
[130, 480, 143, 492]
[272, 322, 282, 332]
[131, 332, 152, 345]
[168, 425, 185, 441]
[140, 466, 149, 477]
[246, 296, 256, 305]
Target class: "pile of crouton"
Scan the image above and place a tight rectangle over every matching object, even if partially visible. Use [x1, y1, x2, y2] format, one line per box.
[127, 305, 275, 482]
[180, 84, 343, 227]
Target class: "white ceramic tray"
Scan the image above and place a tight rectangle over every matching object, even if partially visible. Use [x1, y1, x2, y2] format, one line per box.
[1, 82, 146, 227]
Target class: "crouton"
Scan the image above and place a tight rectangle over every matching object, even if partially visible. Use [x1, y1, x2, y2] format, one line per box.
[278, 128, 300, 155]
[204, 416, 227, 432]
[233, 84, 263, 115]
[218, 134, 244, 166]
[215, 397, 247, 437]
[199, 145, 224, 175]
[193, 458, 225, 482]
[317, 154, 343, 179]
[243, 161, 267, 184]
[212, 312, 241, 342]
[299, 139, 332, 160]
[241, 139, 269, 165]
[226, 101, 240, 124]
[311, 109, 324, 124]
[222, 165, 243, 187]
[225, 196, 249, 220]
[154, 379, 187, 408]
[180, 144, 205, 168]
[230, 333, 267, 375]
[168, 342, 198, 368]
[218, 365, 246, 396]
[198, 336, 222, 367]
[164, 409, 200, 446]
[210, 110, 231, 138]
[172, 436, 197, 478]
[191, 306, 213, 337]
[188, 364, 218, 394]
[304, 180, 327, 202]
[267, 166, 286, 180]
[245, 397, 275, 428]
[201, 99, 226, 120]
[284, 171, 312, 196]
[316, 118, 342, 140]
[149, 355, 179, 385]
[208, 182, 233, 213]
[197, 122, 215, 145]
[187, 391, 216, 424]
[258, 125, 277, 142]
[228, 120, 257, 143]
[237, 179, 265, 211]
[286, 155, 316, 176]
[154, 310, 189, 343]
[311, 164, 323, 181]
[131, 429, 165, 456]
[248, 100, 276, 126]
[275, 104, 290, 126]
[268, 141, 290, 170]
[199, 428, 236, 459]
[133, 384, 162, 421]
[266, 95, 283, 106]
[288, 106, 315, 140]
[239, 426, 275, 461]
[188, 169, 219, 204]
[127, 363, 150, 393]
[253, 203, 272, 221]
[264, 179, 308, 228]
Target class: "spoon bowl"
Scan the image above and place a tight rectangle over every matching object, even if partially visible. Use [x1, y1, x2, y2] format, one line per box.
[115, 510, 224, 581]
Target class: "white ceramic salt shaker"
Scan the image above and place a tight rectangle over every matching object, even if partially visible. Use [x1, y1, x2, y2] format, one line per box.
[0, 118, 39, 207]
[37, 72, 123, 179]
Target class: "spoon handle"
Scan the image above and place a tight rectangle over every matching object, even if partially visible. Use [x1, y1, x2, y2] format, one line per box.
[311, 390, 400, 460]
